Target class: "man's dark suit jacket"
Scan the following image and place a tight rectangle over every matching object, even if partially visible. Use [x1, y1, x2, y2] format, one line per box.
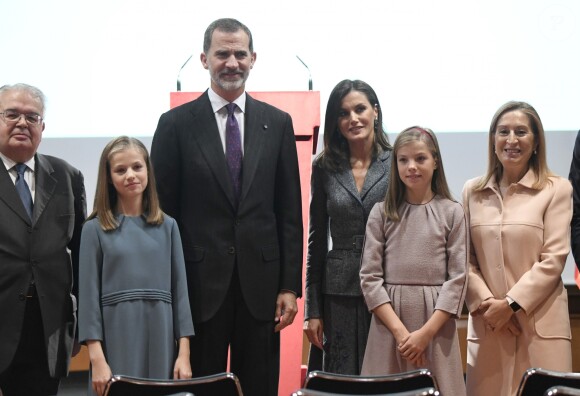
[151, 91, 303, 323]
[0, 153, 86, 377]
[569, 129, 580, 270]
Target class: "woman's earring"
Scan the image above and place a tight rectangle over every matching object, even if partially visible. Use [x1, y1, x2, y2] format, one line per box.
[374, 118, 379, 131]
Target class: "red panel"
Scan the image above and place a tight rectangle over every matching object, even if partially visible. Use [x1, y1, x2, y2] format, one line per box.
[170, 91, 320, 137]
[170, 91, 319, 396]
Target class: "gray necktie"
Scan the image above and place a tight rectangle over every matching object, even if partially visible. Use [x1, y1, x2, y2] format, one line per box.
[225, 103, 242, 201]
[15, 163, 33, 219]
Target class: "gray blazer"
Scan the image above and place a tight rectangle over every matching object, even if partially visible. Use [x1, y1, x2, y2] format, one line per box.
[305, 150, 392, 319]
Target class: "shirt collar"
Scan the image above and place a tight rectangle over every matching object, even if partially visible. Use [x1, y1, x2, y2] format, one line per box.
[208, 88, 246, 114]
[0, 151, 35, 173]
[483, 167, 537, 190]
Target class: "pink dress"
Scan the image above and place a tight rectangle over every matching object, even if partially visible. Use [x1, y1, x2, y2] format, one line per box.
[360, 196, 467, 396]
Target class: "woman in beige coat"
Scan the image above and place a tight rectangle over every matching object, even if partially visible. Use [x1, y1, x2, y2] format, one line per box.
[463, 101, 572, 396]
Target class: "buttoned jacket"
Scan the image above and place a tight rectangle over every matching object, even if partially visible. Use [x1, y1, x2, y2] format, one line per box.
[305, 150, 391, 319]
[0, 153, 86, 377]
[151, 91, 303, 323]
[463, 170, 572, 339]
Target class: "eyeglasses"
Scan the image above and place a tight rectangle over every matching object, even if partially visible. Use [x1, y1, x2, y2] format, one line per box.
[0, 110, 43, 126]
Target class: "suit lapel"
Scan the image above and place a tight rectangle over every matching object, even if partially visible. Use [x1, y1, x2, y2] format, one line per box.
[239, 95, 266, 203]
[360, 150, 390, 200]
[0, 162, 31, 223]
[334, 150, 391, 205]
[33, 154, 57, 225]
[334, 166, 362, 205]
[189, 93, 237, 208]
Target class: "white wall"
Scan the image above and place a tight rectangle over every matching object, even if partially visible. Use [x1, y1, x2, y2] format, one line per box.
[38, 129, 579, 285]
[1, 0, 579, 137]
[3, 0, 579, 282]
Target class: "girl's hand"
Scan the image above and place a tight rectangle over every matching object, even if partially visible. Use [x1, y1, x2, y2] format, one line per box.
[303, 318, 324, 349]
[408, 352, 427, 367]
[174, 337, 192, 379]
[398, 328, 431, 364]
[87, 340, 112, 396]
[91, 359, 112, 396]
[173, 355, 193, 379]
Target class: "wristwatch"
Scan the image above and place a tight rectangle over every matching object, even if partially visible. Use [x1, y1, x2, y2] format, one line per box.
[506, 296, 521, 312]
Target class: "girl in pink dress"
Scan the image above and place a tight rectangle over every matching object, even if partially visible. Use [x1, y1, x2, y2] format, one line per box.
[360, 126, 467, 396]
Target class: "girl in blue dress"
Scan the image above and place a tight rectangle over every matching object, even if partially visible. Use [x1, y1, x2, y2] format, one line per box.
[79, 136, 194, 396]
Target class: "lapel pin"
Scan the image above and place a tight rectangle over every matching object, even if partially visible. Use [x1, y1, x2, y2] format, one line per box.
[263, 124, 268, 130]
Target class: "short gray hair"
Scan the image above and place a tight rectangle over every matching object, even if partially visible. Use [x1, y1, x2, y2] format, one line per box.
[0, 83, 46, 115]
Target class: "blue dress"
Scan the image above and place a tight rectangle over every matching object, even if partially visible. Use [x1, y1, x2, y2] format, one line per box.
[79, 214, 194, 382]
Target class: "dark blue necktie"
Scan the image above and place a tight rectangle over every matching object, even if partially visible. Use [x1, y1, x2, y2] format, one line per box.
[225, 103, 242, 200]
[15, 163, 33, 219]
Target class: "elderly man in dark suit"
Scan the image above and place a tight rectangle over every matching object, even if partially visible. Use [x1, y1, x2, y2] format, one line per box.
[151, 18, 303, 396]
[0, 83, 86, 396]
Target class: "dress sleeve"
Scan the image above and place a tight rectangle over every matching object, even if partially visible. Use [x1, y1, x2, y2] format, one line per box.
[304, 162, 328, 320]
[78, 220, 104, 343]
[434, 202, 468, 318]
[360, 203, 390, 311]
[462, 180, 494, 313]
[170, 218, 195, 339]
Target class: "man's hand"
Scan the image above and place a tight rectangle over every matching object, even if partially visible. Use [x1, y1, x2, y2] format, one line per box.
[274, 291, 298, 332]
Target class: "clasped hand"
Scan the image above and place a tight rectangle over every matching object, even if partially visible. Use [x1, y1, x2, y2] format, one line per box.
[396, 329, 429, 367]
[473, 298, 521, 335]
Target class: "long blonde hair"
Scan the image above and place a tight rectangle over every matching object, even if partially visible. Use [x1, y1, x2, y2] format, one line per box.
[474, 101, 554, 191]
[384, 126, 453, 221]
[88, 136, 163, 231]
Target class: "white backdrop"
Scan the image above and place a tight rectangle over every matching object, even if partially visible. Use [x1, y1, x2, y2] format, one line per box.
[1, 0, 579, 137]
[2, 0, 579, 283]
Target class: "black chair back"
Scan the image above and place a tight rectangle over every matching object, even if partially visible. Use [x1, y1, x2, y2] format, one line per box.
[517, 368, 580, 396]
[292, 387, 439, 395]
[544, 386, 580, 396]
[303, 369, 438, 394]
[103, 372, 243, 396]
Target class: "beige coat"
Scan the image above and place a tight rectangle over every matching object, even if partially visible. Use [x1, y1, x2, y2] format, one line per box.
[462, 170, 572, 396]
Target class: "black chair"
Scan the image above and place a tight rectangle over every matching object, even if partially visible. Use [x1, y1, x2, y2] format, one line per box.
[303, 369, 438, 395]
[516, 368, 580, 396]
[544, 386, 580, 396]
[103, 372, 243, 396]
[292, 387, 439, 395]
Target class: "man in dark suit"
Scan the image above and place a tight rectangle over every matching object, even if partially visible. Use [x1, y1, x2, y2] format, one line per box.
[0, 83, 86, 396]
[151, 18, 303, 396]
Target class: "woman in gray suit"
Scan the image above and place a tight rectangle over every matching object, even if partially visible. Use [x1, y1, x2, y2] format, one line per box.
[304, 80, 392, 374]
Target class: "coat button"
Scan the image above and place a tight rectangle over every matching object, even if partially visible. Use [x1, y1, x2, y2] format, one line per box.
[228, 247, 236, 255]
[19, 294, 25, 301]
